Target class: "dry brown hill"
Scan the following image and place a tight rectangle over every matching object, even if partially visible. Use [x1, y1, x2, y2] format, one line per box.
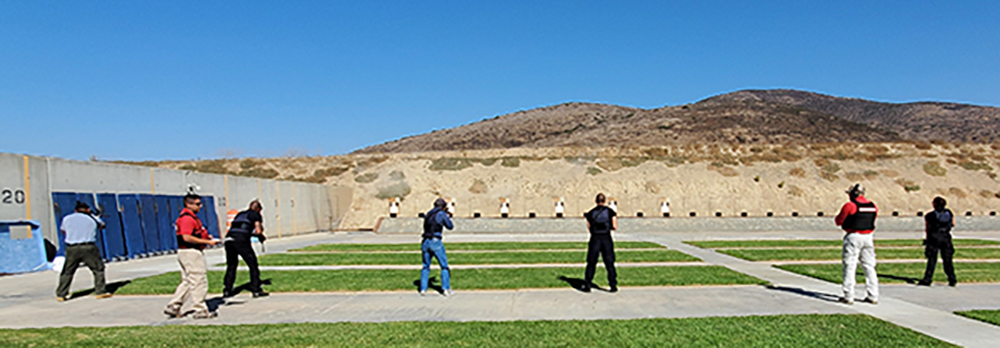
[713, 89, 1000, 143]
[356, 89, 1000, 153]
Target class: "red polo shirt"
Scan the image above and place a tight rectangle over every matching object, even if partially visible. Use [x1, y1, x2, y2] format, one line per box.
[176, 208, 210, 249]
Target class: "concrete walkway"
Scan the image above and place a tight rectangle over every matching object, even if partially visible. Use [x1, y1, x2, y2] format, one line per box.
[640, 233, 1000, 348]
[2, 231, 999, 347]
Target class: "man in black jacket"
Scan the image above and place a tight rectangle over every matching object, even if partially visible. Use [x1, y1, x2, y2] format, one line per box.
[223, 200, 268, 298]
[583, 193, 618, 293]
[920, 197, 957, 287]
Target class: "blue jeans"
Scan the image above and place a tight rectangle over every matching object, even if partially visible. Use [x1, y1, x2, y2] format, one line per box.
[420, 238, 450, 291]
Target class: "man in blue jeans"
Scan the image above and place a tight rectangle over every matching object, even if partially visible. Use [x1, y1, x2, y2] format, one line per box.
[420, 198, 454, 296]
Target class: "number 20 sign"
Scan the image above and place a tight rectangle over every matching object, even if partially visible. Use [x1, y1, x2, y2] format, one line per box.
[2, 188, 26, 204]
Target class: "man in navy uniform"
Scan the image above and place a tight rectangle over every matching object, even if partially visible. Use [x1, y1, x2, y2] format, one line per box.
[920, 197, 958, 286]
[583, 193, 618, 293]
[223, 200, 268, 298]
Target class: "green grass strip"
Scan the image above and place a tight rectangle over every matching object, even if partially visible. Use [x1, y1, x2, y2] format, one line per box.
[0, 314, 954, 347]
[955, 310, 1000, 327]
[115, 266, 764, 295]
[718, 247, 1000, 261]
[249, 249, 698, 266]
[293, 241, 665, 252]
[776, 262, 1000, 284]
[686, 239, 1000, 249]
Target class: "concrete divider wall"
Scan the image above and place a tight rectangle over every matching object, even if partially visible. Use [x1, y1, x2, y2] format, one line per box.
[0, 152, 352, 249]
[376, 216, 1000, 234]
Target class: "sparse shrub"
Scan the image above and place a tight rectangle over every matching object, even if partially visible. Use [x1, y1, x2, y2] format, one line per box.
[596, 158, 623, 172]
[948, 187, 967, 198]
[388, 170, 405, 180]
[501, 157, 521, 167]
[429, 158, 473, 171]
[354, 173, 379, 183]
[980, 190, 996, 199]
[959, 161, 992, 171]
[914, 142, 933, 150]
[375, 181, 411, 200]
[923, 162, 947, 176]
[707, 163, 738, 177]
[645, 181, 660, 194]
[863, 170, 880, 179]
[621, 157, 648, 167]
[881, 170, 899, 178]
[896, 178, 920, 192]
[179, 159, 231, 175]
[996, 191, 1000, 199]
[753, 175, 760, 182]
[787, 185, 804, 197]
[586, 167, 603, 175]
[238, 167, 279, 179]
[239, 158, 264, 169]
[846, 172, 864, 181]
[664, 156, 687, 167]
[468, 179, 488, 194]
[314, 165, 352, 178]
[778, 181, 785, 188]
[478, 158, 498, 166]
[789, 168, 806, 178]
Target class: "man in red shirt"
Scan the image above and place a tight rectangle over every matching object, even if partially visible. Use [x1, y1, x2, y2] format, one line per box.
[834, 183, 879, 305]
[164, 193, 219, 319]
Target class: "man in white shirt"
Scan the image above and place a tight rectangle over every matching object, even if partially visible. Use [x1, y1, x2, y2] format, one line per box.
[55, 201, 111, 301]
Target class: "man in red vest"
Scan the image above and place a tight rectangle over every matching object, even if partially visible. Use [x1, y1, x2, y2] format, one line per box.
[834, 184, 879, 305]
[164, 193, 219, 319]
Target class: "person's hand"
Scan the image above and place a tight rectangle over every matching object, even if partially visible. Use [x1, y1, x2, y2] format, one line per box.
[208, 239, 220, 246]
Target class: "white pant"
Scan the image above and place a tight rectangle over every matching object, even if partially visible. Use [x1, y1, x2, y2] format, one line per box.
[842, 233, 878, 301]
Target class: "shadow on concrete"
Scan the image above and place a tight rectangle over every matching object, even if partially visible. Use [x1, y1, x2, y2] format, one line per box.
[557, 276, 604, 292]
[69, 280, 132, 299]
[878, 273, 921, 284]
[764, 285, 841, 303]
[412, 277, 443, 294]
[225, 278, 273, 297]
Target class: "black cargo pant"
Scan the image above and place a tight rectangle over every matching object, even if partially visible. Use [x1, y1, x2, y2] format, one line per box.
[584, 234, 617, 287]
[922, 240, 957, 284]
[56, 243, 106, 298]
[223, 232, 262, 293]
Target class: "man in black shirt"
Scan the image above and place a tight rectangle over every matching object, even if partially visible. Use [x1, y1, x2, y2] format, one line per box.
[583, 193, 618, 293]
[223, 200, 268, 298]
[920, 197, 957, 287]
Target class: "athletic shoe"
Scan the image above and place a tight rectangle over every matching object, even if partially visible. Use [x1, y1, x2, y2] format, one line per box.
[609, 286, 618, 293]
[443, 289, 454, 297]
[191, 311, 218, 320]
[252, 291, 269, 298]
[56, 296, 68, 302]
[419, 290, 427, 296]
[581, 286, 591, 293]
[163, 305, 180, 318]
[917, 280, 932, 286]
[862, 298, 878, 305]
[838, 297, 854, 305]
[222, 289, 235, 298]
[95, 293, 112, 300]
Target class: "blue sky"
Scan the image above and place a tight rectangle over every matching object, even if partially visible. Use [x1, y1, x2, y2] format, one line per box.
[2, 1, 998, 160]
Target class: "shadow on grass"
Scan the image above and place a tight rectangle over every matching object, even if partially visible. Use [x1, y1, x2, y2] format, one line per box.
[557, 276, 605, 292]
[69, 280, 132, 300]
[412, 277, 444, 294]
[764, 285, 841, 303]
[878, 273, 921, 284]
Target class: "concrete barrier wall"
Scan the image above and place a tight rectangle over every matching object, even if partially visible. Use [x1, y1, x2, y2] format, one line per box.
[0, 152, 352, 248]
[376, 216, 1000, 234]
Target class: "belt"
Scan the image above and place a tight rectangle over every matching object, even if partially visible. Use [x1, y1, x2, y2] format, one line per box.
[67, 242, 95, 246]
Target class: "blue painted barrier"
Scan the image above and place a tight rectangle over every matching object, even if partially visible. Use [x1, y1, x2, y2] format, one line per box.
[0, 221, 49, 274]
[96, 193, 127, 261]
[153, 195, 175, 252]
[138, 194, 161, 254]
[118, 194, 147, 258]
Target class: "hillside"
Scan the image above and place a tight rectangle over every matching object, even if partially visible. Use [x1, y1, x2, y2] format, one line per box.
[356, 89, 1000, 153]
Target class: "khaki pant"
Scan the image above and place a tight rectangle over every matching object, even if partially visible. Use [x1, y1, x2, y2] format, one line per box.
[842, 233, 879, 301]
[166, 249, 209, 314]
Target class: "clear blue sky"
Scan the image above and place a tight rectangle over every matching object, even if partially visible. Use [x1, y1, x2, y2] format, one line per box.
[2, 1, 998, 161]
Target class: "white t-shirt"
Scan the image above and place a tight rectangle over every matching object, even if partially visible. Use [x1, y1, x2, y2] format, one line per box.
[61, 212, 104, 245]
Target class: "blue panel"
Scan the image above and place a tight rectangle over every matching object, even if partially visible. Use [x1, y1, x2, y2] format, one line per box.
[73, 193, 103, 260]
[138, 194, 161, 254]
[118, 194, 147, 258]
[50, 192, 79, 257]
[166, 196, 184, 250]
[0, 221, 50, 274]
[154, 195, 176, 252]
[200, 196, 220, 238]
[96, 194, 127, 260]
